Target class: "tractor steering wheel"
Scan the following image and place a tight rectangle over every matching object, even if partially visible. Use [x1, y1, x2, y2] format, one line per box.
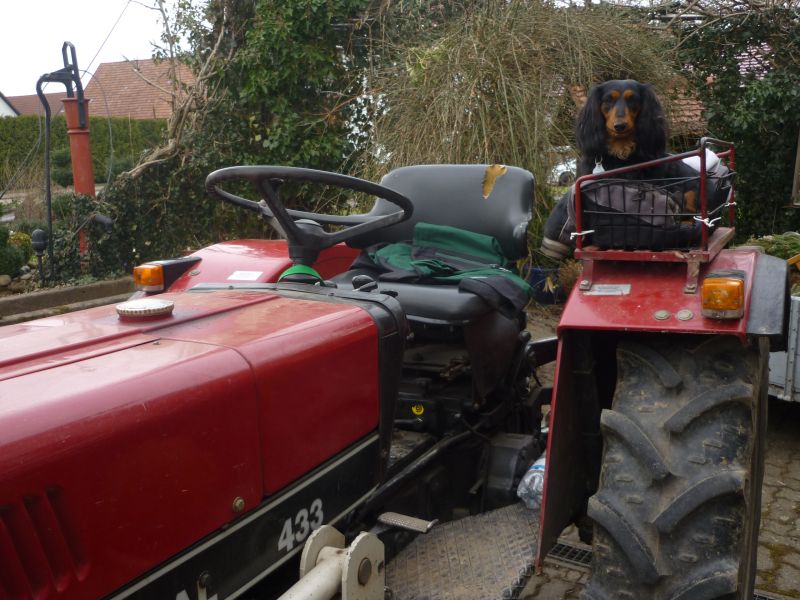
[205, 166, 413, 266]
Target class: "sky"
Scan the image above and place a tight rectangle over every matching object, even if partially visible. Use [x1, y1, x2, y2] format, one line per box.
[1, 0, 165, 97]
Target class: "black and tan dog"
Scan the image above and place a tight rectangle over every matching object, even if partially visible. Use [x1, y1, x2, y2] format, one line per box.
[576, 80, 665, 173]
[540, 80, 707, 257]
[574, 79, 697, 212]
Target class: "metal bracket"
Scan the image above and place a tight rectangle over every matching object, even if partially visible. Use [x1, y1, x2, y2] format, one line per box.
[693, 215, 722, 228]
[569, 229, 595, 240]
[684, 258, 700, 294]
[578, 259, 594, 291]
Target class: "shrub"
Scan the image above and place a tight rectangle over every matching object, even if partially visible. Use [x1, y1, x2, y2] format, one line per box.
[0, 245, 24, 276]
[0, 225, 8, 247]
[107, 156, 135, 184]
[51, 148, 73, 187]
[51, 224, 82, 281]
[9, 231, 33, 262]
[0, 115, 166, 190]
[52, 193, 78, 221]
[11, 220, 48, 236]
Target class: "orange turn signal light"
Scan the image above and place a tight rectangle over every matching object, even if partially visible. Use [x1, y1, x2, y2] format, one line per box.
[701, 272, 745, 319]
[133, 264, 165, 292]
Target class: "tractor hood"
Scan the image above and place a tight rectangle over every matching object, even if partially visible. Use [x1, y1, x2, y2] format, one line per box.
[0, 287, 386, 600]
[0, 290, 271, 381]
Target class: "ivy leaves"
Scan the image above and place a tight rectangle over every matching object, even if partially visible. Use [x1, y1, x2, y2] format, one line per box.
[74, 0, 371, 285]
[218, 0, 368, 170]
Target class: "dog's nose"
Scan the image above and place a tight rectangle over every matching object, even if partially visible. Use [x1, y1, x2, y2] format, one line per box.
[614, 123, 627, 132]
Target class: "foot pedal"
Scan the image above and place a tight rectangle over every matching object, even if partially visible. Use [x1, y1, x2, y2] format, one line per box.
[378, 512, 437, 534]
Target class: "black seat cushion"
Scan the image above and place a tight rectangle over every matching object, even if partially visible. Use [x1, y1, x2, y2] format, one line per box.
[332, 269, 490, 325]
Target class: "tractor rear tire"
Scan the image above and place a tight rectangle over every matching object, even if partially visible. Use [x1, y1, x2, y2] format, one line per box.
[583, 335, 768, 600]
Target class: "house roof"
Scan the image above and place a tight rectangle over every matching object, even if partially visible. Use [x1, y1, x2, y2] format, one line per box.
[669, 93, 705, 138]
[3, 92, 66, 116]
[83, 58, 195, 120]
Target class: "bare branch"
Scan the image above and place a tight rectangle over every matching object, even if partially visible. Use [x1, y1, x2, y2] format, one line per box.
[122, 56, 177, 97]
[119, 1, 232, 181]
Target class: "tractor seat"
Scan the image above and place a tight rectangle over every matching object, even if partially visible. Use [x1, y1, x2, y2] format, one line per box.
[332, 164, 534, 327]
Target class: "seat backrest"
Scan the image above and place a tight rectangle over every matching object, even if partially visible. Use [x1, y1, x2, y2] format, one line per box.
[349, 164, 534, 261]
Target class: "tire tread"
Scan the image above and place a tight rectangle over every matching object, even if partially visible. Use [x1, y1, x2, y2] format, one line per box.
[584, 335, 765, 600]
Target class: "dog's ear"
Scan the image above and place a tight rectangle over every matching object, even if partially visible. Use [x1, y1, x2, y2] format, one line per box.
[635, 83, 668, 159]
[575, 83, 606, 159]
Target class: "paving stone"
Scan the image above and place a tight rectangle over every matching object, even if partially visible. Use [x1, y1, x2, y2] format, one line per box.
[755, 571, 770, 591]
[783, 476, 800, 490]
[759, 528, 794, 547]
[774, 562, 800, 597]
[762, 484, 781, 505]
[766, 463, 786, 480]
[758, 543, 775, 573]
[766, 455, 788, 469]
[521, 571, 579, 600]
[562, 569, 584, 583]
[781, 547, 800, 572]
[776, 487, 800, 504]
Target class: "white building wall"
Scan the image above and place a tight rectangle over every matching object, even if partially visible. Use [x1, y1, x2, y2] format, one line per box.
[0, 97, 17, 117]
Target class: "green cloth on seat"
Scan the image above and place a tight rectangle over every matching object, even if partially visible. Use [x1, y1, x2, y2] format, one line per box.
[351, 223, 532, 317]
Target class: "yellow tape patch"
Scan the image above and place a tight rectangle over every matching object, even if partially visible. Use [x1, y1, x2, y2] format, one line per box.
[482, 164, 508, 199]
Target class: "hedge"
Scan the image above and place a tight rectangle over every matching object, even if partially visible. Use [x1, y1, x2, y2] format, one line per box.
[0, 114, 165, 188]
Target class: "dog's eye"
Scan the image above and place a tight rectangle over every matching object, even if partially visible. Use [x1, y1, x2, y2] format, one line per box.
[623, 91, 640, 109]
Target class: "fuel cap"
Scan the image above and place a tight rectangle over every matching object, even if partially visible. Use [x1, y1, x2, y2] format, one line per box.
[116, 298, 175, 319]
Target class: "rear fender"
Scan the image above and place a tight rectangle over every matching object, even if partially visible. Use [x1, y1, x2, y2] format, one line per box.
[535, 330, 603, 569]
[746, 252, 789, 351]
[535, 248, 788, 567]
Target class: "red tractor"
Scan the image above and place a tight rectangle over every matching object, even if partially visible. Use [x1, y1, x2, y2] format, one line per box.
[0, 140, 787, 600]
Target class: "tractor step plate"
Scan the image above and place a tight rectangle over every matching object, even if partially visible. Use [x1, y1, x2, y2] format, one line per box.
[386, 502, 538, 600]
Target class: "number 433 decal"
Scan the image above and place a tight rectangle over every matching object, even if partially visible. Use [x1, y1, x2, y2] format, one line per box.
[278, 499, 324, 553]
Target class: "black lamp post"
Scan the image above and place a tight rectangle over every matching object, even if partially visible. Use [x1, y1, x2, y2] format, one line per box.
[31, 229, 47, 284]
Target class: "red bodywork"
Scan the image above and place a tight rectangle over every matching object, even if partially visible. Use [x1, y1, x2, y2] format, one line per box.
[0, 289, 379, 599]
[558, 246, 755, 337]
[167, 240, 359, 292]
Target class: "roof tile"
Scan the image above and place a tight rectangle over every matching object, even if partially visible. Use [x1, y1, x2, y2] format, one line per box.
[84, 58, 195, 120]
[3, 92, 66, 116]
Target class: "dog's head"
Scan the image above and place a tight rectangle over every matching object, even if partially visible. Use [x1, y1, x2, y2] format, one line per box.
[576, 79, 667, 162]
